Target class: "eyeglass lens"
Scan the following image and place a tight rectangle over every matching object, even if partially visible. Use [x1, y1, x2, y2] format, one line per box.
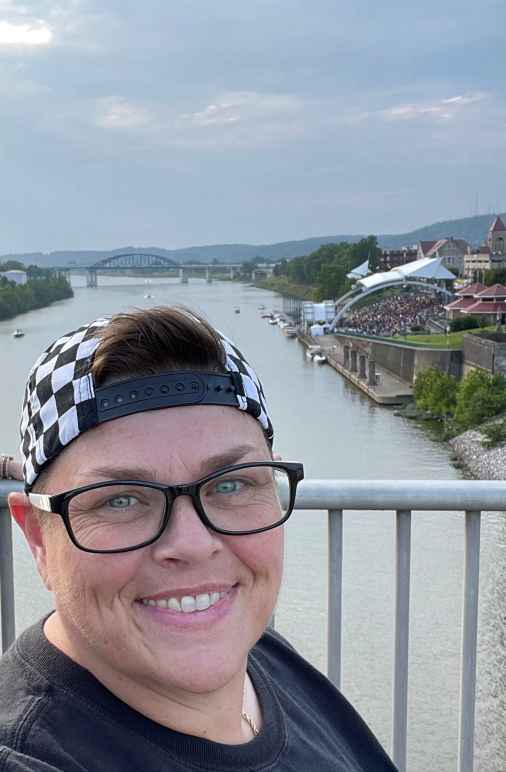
[66, 465, 291, 551]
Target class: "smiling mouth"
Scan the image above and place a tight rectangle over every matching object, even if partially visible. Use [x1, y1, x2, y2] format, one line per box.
[137, 585, 237, 614]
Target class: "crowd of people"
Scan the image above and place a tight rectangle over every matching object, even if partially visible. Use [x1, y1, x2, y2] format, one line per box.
[343, 292, 445, 336]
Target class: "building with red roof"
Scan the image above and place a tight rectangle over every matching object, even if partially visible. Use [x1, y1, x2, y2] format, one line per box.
[465, 215, 506, 281]
[445, 284, 506, 320]
[486, 215, 506, 254]
[455, 282, 486, 296]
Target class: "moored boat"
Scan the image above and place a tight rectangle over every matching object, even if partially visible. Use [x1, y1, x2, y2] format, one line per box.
[305, 345, 321, 359]
[12, 329, 24, 338]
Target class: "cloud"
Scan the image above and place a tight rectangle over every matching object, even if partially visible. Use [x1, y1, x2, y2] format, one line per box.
[0, 19, 52, 45]
[383, 92, 488, 122]
[90, 91, 308, 150]
[179, 92, 303, 128]
[95, 97, 153, 129]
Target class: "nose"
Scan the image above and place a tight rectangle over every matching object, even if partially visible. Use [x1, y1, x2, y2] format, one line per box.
[150, 492, 223, 564]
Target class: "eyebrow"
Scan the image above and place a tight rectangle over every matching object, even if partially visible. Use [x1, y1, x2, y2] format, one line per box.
[76, 444, 263, 485]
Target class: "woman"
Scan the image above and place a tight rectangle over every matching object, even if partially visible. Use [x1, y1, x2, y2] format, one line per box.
[0, 306, 397, 770]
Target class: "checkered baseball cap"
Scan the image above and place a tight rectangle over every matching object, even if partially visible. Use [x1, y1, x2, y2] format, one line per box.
[20, 315, 273, 489]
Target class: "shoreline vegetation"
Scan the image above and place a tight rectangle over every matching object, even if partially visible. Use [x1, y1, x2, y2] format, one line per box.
[248, 235, 382, 301]
[396, 368, 506, 479]
[0, 266, 73, 321]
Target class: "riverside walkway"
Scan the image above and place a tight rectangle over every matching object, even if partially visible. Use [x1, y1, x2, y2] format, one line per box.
[299, 333, 413, 404]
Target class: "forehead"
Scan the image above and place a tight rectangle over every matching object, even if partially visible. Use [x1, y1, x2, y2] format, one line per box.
[44, 405, 270, 488]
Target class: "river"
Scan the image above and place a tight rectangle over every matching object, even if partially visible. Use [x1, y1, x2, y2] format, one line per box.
[0, 276, 504, 771]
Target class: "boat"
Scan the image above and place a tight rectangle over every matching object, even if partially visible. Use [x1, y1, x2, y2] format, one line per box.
[305, 345, 321, 359]
[268, 318, 278, 325]
[234, 307, 241, 314]
[283, 326, 297, 338]
[144, 294, 153, 299]
[260, 312, 273, 319]
[258, 304, 266, 310]
[313, 353, 327, 364]
[12, 329, 24, 338]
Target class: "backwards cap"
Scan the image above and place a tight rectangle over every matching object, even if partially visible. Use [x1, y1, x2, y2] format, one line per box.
[20, 315, 273, 489]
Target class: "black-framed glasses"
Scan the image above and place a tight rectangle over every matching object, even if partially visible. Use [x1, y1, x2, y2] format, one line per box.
[28, 461, 304, 554]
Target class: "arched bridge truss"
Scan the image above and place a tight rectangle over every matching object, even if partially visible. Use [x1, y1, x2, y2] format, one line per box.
[330, 279, 453, 331]
[91, 253, 180, 270]
[58, 253, 252, 287]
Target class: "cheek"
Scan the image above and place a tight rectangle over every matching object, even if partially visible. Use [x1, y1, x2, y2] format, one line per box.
[232, 528, 284, 581]
[46, 535, 141, 604]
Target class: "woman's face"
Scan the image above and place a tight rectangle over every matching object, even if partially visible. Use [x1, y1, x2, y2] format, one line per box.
[31, 405, 284, 697]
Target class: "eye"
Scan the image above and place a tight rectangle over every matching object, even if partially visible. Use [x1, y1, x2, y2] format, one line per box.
[214, 479, 244, 495]
[107, 494, 138, 509]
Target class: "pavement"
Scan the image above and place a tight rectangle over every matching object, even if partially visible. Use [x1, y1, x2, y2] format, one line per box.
[301, 334, 413, 405]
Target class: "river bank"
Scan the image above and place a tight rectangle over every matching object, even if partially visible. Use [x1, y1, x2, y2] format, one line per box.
[0, 276, 73, 321]
[450, 422, 506, 480]
[296, 328, 506, 481]
[252, 276, 315, 299]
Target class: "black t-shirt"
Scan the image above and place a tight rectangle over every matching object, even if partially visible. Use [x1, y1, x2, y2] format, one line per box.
[0, 616, 398, 771]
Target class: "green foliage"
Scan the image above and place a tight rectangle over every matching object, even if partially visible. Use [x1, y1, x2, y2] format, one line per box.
[0, 274, 73, 321]
[484, 267, 506, 286]
[454, 370, 506, 430]
[274, 235, 381, 300]
[481, 420, 506, 448]
[413, 368, 458, 419]
[0, 260, 25, 271]
[414, 366, 506, 431]
[449, 317, 480, 332]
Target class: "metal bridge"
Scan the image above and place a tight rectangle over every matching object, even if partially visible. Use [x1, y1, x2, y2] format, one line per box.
[55, 253, 274, 287]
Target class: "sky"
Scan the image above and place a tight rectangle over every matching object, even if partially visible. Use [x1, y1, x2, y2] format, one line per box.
[1, 0, 505, 253]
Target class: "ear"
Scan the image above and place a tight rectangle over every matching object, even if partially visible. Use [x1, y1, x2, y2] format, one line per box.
[8, 492, 52, 591]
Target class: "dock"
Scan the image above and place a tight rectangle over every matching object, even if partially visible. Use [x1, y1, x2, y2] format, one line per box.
[298, 333, 413, 405]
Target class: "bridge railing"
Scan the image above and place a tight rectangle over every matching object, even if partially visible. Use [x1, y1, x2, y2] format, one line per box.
[2, 477, 506, 772]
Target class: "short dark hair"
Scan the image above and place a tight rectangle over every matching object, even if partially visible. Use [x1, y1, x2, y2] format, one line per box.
[92, 306, 226, 385]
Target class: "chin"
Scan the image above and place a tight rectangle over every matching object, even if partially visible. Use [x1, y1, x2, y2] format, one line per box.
[145, 655, 243, 695]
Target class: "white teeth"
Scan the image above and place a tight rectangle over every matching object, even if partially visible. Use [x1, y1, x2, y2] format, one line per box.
[181, 596, 196, 613]
[140, 588, 229, 612]
[196, 593, 211, 611]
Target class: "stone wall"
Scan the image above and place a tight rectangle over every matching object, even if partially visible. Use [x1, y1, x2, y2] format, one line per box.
[332, 333, 462, 384]
[463, 333, 506, 376]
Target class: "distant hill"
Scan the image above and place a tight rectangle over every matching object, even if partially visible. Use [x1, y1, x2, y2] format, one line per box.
[376, 213, 504, 250]
[2, 213, 503, 267]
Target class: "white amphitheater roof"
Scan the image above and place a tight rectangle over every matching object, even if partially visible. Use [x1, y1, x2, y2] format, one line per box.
[346, 258, 369, 280]
[358, 257, 455, 290]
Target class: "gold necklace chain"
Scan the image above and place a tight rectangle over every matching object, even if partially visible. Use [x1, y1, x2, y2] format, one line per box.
[241, 711, 260, 736]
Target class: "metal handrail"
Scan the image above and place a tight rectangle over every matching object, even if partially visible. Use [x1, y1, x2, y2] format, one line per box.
[2, 477, 506, 772]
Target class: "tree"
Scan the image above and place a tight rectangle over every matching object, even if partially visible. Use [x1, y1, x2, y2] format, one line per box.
[350, 236, 382, 272]
[484, 267, 506, 286]
[454, 370, 506, 429]
[413, 368, 458, 419]
[0, 260, 25, 272]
